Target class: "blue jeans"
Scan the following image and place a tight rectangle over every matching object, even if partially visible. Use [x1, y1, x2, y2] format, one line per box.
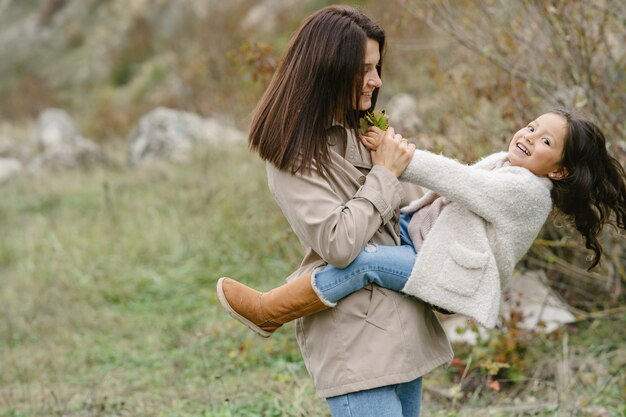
[313, 212, 416, 304]
[326, 377, 422, 417]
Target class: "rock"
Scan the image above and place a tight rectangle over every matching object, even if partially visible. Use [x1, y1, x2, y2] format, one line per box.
[502, 270, 576, 332]
[0, 157, 22, 184]
[27, 135, 105, 171]
[127, 107, 245, 167]
[27, 108, 107, 170]
[441, 270, 576, 345]
[36, 107, 80, 149]
[442, 315, 489, 345]
[385, 93, 423, 136]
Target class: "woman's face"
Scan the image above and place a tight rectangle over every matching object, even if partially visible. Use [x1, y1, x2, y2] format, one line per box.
[507, 112, 568, 178]
[357, 38, 382, 111]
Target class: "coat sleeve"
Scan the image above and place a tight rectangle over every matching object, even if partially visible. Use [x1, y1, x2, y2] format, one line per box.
[267, 163, 405, 268]
[400, 150, 550, 222]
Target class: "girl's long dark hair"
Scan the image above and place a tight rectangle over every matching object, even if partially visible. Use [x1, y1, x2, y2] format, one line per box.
[248, 6, 385, 178]
[550, 109, 626, 269]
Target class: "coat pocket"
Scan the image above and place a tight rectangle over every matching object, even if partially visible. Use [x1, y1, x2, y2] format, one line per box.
[439, 242, 489, 297]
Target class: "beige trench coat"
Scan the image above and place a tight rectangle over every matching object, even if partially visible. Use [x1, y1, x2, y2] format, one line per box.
[266, 127, 453, 398]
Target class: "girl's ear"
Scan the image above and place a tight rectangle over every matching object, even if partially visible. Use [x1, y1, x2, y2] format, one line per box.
[548, 167, 569, 180]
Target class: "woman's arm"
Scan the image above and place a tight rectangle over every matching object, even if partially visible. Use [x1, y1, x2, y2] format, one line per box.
[267, 162, 404, 268]
[268, 129, 414, 268]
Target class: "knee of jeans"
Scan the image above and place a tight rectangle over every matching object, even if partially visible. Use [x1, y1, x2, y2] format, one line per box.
[363, 243, 378, 253]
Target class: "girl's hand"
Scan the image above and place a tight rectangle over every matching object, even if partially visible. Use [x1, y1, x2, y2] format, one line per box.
[370, 127, 415, 177]
[361, 126, 385, 150]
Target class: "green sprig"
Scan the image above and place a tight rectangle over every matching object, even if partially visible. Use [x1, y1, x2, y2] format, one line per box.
[360, 109, 389, 132]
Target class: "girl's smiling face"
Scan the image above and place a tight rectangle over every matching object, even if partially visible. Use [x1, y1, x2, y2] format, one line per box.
[508, 112, 568, 178]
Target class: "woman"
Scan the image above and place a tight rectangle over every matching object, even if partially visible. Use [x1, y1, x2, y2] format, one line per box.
[218, 5, 452, 416]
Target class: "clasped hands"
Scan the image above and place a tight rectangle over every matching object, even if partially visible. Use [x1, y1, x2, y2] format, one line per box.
[362, 126, 415, 178]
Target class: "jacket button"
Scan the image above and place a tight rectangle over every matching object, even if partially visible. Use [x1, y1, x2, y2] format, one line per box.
[357, 176, 366, 185]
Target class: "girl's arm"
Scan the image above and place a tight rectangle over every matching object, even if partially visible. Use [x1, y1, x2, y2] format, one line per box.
[401, 149, 550, 221]
[363, 127, 551, 221]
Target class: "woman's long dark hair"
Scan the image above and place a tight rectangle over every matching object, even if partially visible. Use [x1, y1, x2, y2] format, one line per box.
[248, 5, 385, 178]
[550, 109, 626, 269]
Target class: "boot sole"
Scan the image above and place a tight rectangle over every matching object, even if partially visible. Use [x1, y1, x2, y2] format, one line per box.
[216, 277, 272, 338]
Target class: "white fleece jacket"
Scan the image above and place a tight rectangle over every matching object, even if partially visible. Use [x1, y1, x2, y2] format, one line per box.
[399, 150, 553, 328]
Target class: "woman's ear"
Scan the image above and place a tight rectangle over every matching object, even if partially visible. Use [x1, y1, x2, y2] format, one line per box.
[548, 167, 569, 180]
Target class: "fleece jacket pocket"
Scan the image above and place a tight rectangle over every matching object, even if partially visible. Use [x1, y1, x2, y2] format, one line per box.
[439, 241, 489, 297]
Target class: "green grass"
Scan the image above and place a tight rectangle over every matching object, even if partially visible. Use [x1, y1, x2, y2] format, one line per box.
[1, 144, 624, 416]
[0, 144, 325, 416]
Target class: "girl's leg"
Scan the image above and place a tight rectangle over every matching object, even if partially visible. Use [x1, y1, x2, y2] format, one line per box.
[217, 211, 417, 337]
[399, 211, 414, 247]
[313, 211, 416, 304]
[313, 243, 416, 303]
[216, 273, 328, 337]
[326, 377, 422, 417]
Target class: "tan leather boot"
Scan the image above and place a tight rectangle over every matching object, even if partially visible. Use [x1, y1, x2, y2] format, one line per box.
[216, 273, 329, 337]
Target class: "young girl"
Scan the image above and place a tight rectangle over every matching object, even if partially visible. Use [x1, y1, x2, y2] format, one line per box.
[218, 109, 625, 332]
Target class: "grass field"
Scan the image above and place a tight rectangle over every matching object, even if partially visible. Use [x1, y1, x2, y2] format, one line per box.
[1, 144, 625, 417]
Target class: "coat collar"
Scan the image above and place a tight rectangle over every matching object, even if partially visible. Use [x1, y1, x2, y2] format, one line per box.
[327, 125, 372, 169]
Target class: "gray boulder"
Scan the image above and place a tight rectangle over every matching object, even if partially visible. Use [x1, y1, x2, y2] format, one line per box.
[0, 157, 22, 184]
[36, 108, 80, 149]
[127, 107, 245, 167]
[27, 108, 107, 171]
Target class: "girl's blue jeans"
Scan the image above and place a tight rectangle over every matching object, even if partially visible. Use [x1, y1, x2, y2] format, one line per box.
[326, 377, 422, 417]
[313, 212, 416, 304]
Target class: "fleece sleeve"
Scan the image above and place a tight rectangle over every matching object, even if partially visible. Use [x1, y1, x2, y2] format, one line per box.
[400, 150, 550, 221]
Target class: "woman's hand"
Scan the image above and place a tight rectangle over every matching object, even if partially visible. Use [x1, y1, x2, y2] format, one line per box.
[370, 127, 415, 177]
[361, 126, 385, 150]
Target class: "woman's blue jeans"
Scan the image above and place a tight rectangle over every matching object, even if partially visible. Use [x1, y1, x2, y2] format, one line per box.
[326, 377, 422, 417]
[313, 212, 416, 304]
